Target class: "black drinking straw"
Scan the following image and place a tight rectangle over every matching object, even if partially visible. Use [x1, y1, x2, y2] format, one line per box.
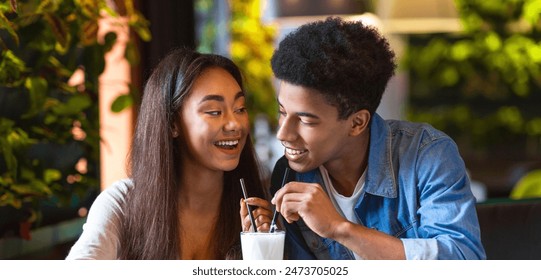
[270, 167, 290, 233]
[240, 178, 257, 232]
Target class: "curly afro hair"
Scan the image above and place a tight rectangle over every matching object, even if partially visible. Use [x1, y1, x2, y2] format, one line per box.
[271, 17, 396, 119]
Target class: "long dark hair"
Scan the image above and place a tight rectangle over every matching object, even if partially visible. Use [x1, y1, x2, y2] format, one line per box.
[119, 48, 266, 259]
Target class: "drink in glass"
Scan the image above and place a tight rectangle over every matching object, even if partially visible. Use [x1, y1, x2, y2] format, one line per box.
[240, 230, 285, 260]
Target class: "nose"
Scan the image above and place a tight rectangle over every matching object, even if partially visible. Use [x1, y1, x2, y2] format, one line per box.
[223, 111, 243, 132]
[276, 115, 296, 142]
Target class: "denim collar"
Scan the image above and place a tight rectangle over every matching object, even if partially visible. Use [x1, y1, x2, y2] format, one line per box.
[365, 113, 398, 198]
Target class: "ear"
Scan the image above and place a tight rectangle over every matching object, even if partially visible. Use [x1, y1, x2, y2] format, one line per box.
[349, 109, 371, 136]
[171, 122, 180, 138]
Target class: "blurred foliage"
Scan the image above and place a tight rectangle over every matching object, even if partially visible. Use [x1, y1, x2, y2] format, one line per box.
[194, 0, 217, 54]
[230, 0, 277, 126]
[404, 0, 541, 158]
[511, 169, 541, 198]
[195, 0, 277, 127]
[0, 0, 149, 237]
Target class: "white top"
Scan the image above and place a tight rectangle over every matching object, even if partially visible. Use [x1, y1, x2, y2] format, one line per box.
[66, 179, 132, 260]
[319, 166, 366, 260]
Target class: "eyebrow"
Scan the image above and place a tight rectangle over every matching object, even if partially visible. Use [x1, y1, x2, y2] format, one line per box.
[278, 101, 320, 119]
[199, 91, 245, 104]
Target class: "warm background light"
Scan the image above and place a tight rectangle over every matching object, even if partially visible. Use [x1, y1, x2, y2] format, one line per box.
[98, 15, 133, 190]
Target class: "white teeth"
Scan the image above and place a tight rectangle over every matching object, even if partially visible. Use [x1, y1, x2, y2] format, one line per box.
[215, 140, 239, 146]
[285, 147, 306, 155]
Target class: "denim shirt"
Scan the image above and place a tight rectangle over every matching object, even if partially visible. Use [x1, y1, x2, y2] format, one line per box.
[271, 113, 486, 260]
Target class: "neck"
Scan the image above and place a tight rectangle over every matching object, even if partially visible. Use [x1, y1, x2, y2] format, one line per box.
[179, 164, 224, 213]
[324, 131, 369, 197]
[176, 159, 226, 260]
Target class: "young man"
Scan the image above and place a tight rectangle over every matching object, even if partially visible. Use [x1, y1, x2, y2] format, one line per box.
[269, 17, 486, 260]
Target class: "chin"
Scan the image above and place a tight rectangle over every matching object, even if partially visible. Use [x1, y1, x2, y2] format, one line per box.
[287, 161, 316, 173]
[222, 166, 237, 172]
[220, 160, 240, 172]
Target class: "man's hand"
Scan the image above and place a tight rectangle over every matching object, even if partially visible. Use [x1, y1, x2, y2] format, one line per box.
[271, 181, 347, 239]
[271, 181, 406, 259]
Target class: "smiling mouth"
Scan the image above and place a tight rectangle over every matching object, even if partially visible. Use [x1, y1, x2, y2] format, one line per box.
[215, 140, 239, 150]
[285, 147, 307, 156]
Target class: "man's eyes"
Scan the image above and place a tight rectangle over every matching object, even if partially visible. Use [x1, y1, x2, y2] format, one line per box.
[300, 119, 315, 125]
[279, 110, 316, 125]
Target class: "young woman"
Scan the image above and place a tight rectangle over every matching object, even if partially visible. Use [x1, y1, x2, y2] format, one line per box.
[66, 48, 272, 259]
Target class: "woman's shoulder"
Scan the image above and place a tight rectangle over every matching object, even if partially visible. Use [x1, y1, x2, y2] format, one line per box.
[103, 178, 134, 199]
[89, 178, 133, 215]
[66, 179, 133, 260]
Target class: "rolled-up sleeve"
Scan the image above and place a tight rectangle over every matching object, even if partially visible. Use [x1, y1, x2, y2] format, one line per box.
[402, 238, 438, 260]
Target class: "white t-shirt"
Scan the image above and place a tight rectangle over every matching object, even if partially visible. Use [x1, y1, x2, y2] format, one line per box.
[319, 166, 366, 259]
[65, 179, 131, 260]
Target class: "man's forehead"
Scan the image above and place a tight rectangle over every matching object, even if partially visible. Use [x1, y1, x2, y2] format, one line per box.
[277, 83, 339, 118]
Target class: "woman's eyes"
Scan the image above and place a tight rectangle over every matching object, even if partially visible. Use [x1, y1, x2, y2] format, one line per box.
[206, 111, 221, 116]
[204, 107, 246, 116]
[235, 107, 247, 114]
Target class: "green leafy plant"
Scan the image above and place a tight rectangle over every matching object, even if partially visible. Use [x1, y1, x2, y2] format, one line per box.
[196, 0, 277, 126]
[404, 0, 541, 158]
[0, 0, 149, 238]
[230, 0, 277, 126]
